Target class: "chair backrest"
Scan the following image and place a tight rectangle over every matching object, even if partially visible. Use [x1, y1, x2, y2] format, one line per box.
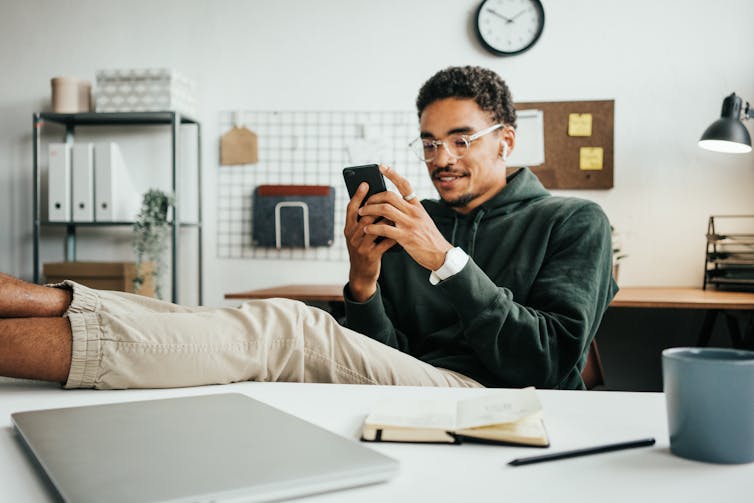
[581, 339, 605, 390]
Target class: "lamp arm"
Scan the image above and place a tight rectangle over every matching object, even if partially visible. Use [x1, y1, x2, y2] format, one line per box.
[745, 101, 754, 120]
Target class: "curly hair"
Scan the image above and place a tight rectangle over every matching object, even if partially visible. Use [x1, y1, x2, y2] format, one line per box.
[416, 66, 517, 129]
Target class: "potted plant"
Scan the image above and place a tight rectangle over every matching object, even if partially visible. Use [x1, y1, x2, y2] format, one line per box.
[611, 225, 627, 281]
[132, 189, 174, 299]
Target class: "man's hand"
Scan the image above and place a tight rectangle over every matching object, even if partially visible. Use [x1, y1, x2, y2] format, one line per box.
[358, 165, 453, 272]
[344, 181, 398, 302]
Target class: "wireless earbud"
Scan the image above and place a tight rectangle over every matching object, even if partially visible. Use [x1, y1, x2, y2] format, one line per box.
[501, 142, 509, 161]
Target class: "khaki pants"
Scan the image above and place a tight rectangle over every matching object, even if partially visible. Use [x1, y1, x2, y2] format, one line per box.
[60, 281, 483, 390]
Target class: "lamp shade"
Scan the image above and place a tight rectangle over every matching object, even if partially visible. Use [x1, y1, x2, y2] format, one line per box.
[698, 93, 752, 154]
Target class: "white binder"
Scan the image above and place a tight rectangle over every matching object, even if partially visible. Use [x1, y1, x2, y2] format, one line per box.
[48, 143, 71, 221]
[94, 143, 138, 222]
[71, 143, 94, 222]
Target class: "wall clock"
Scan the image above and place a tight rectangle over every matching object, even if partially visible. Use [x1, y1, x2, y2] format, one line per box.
[475, 0, 545, 56]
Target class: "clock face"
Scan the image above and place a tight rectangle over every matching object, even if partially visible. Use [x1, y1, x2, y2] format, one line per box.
[475, 0, 545, 56]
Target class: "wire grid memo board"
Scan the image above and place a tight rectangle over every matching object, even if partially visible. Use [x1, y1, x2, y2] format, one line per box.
[217, 110, 434, 261]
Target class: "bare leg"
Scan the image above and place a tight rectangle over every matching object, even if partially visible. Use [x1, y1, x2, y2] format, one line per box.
[0, 318, 72, 382]
[0, 273, 72, 318]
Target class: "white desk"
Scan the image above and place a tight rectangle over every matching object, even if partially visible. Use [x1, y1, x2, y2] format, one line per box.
[1, 380, 750, 502]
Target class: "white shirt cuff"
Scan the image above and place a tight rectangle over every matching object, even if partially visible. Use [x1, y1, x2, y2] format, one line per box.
[429, 247, 469, 285]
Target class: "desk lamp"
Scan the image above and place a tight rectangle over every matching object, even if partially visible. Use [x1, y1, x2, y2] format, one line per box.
[698, 93, 753, 153]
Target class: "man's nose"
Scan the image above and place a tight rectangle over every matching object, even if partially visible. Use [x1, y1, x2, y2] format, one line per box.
[433, 143, 454, 167]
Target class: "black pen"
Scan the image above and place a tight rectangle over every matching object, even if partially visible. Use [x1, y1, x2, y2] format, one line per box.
[508, 437, 656, 467]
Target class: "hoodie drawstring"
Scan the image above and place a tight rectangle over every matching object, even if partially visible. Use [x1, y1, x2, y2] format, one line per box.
[450, 217, 459, 246]
[469, 209, 486, 259]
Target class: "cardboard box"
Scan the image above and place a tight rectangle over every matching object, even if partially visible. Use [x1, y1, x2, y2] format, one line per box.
[43, 261, 155, 297]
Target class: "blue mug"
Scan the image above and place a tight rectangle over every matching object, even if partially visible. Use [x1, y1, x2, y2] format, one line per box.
[663, 347, 754, 464]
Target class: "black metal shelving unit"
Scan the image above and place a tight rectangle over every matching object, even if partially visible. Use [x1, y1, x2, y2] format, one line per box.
[32, 111, 203, 304]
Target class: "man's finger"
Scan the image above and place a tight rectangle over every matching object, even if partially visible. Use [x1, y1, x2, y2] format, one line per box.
[364, 220, 401, 242]
[374, 237, 398, 254]
[346, 214, 377, 245]
[359, 202, 408, 226]
[346, 183, 369, 215]
[345, 183, 370, 234]
[379, 165, 417, 203]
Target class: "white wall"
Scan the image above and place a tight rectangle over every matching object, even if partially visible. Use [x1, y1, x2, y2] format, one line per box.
[1, 0, 753, 307]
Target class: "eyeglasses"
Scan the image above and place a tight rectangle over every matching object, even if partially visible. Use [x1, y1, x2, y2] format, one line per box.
[409, 123, 504, 162]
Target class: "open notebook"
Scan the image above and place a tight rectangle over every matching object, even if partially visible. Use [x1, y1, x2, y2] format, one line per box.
[362, 387, 549, 447]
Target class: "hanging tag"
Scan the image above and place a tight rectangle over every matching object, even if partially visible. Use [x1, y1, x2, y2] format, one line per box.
[221, 112, 258, 165]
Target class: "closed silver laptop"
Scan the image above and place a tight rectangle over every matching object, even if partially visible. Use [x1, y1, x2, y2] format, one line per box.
[12, 393, 399, 502]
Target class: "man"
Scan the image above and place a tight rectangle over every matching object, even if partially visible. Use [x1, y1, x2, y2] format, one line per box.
[0, 66, 614, 390]
[343, 66, 617, 389]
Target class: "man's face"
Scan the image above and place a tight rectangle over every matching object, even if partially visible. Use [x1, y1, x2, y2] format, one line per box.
[419, 98, 511, 214]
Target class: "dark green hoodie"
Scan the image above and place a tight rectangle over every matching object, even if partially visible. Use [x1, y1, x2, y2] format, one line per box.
[344, 168, 618, 389]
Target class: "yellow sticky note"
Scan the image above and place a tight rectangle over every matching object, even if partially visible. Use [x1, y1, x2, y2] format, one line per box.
[568, 113, 592, 137]
[580, 147, 603, 170]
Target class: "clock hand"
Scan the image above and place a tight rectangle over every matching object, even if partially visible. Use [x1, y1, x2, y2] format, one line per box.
[485, 8, 513, 23]
[509, 8, 529, 21]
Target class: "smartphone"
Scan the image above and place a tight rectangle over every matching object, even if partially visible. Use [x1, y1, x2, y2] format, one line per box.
[342, 164, 387, 206]
[343, 163, 399, 250]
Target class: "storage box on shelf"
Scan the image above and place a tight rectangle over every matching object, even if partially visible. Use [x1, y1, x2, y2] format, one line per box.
[43, 261, 155, 297]
[95, 68, 196, 117]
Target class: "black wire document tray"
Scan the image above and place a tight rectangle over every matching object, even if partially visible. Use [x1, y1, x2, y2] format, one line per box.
[252, 185, 335, 248]
[704, 215, 754, 291]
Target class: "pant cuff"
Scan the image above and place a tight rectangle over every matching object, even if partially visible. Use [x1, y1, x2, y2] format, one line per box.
[63, 312, 102, 389]
[48, 280, 101, 315]
[47, 281, 102, 388]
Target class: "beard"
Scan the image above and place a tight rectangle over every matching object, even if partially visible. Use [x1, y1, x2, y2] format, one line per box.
[443, 192, 478, 208]
[432, 167, 478, 208]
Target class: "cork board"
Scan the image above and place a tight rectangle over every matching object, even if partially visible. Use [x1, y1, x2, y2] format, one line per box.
[511, 100, 614, 189]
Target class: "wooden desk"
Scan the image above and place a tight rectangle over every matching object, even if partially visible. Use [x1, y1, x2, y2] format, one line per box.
[227, 285, 754, 309]
[611, 287, 754, 349]
[2, 380, 752, 502]
[226, 285, 754, 349]
[612, 287, 754, 310]
[225, 283, 344, 303]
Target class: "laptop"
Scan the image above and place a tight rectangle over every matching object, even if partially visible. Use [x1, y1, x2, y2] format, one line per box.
[12, 393, 399, 502]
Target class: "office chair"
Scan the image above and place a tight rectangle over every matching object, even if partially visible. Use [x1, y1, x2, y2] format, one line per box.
[581, 339, 605, 390]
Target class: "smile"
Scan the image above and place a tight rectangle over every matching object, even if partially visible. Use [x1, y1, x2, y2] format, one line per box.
[432, 170, 468, 182]
[433, 173, 468, 190]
